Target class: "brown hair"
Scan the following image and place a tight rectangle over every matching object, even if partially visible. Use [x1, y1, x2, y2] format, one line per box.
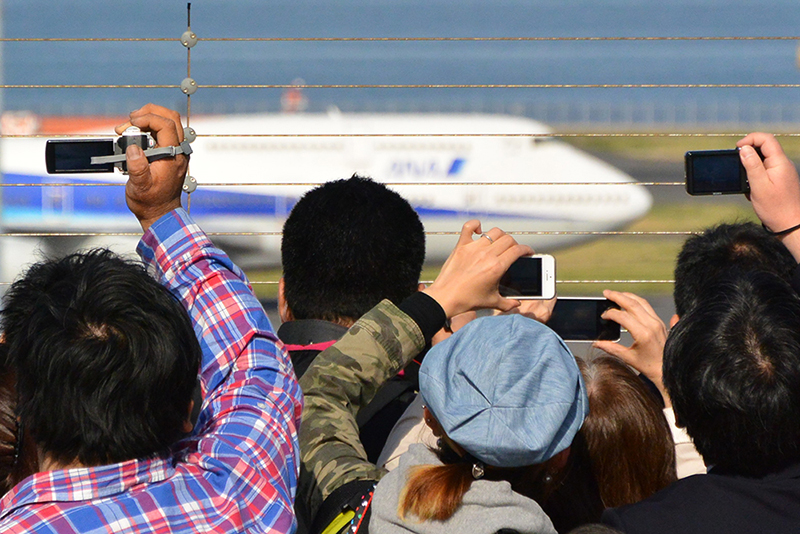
[399, 440, 556, 522]
[579, 356, 677, 508]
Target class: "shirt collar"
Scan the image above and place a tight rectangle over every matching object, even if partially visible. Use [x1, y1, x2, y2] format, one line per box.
[277, 319, 348, 347]
[0, 455, 174, 519]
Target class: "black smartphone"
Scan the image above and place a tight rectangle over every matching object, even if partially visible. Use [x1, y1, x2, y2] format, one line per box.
[547, 297, 620, 342]
[684, 148, 751, 196]
[45, 139, 116, 174]
[498, 254, 556, 300]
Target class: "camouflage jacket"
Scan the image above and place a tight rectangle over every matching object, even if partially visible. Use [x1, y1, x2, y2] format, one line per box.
[297, 299, 425, 521]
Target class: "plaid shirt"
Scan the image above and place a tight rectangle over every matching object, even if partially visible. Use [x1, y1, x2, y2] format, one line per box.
[0, 208, 303, 533]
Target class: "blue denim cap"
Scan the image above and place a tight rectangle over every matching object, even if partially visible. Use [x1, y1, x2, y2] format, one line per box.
[419, 314, 588, 468]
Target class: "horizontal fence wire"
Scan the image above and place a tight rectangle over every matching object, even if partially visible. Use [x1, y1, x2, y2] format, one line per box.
[0, 279, 675, 287]
[1, 36, 798, 42]
[0, 231, 696, 238]
[0, 182, 686, 187]
[4, 84, 800, 89]
[1, 29, 786, 287]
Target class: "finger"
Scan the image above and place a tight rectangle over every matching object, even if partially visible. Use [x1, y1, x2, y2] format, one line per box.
[124, 144, 150, 183]
[488, 233, 518, 255]
[600, 307, 639, 333]
[593, 340, 632, 361]
[482, 227, 506, 244]
[497, 244, 534, 270]
[618, 291, 660, 319]
[130, 103, 183, 131]
[129, 113, 181, 149]
[493, 296, 521, 313]
[740, 145, 769, 184]
[602, 289, 641, 313]
[458, 220, 482, 246]
[114, 120, 134, 135]
[737, 132, 778, 153]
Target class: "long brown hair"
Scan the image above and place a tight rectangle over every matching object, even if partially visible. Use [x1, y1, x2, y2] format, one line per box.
[399, 439, 557, 522]
[579, 356, 677, 508]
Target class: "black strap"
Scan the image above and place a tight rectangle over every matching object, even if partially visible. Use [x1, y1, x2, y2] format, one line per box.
[762, 221, 800, 237]
[311, 479, 377, 534]
[355, 379, 416, 428]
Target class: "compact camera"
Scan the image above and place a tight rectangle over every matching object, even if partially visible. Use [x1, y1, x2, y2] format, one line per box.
[684, 147, 763, 196]
[44, 126, 196, 174]
[45, 127, 156, 174]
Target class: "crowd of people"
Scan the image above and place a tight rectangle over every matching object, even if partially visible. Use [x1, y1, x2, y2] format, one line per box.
[0, 104, 796, 533]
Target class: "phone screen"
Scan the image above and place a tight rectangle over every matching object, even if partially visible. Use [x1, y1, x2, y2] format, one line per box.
[499, 256, 542, 297]
[45, 139, 115, 174]
[685, 149, 747, 195]
[547, 298, 620, 342]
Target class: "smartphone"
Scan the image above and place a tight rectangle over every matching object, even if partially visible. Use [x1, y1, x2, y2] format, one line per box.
[498, 254, 556, 300]
[684, 148, 751, 196]
[547, 297, 620, 342]
[45, 139, 116, 174]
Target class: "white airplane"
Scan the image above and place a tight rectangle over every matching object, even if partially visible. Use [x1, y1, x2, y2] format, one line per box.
[0, 110, 652, 279]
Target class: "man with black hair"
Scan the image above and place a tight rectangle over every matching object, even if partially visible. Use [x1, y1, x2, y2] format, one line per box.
[603, 271, 800, 533]
[0, 104, 303, 533]
[599, 134, 800, 532]
[672, 221, 797, 317]
[278, 175, 425, 468]
[278, 174, 425, 377]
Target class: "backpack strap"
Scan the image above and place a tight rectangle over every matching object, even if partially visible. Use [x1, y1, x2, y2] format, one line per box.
[311, 479, 378, 534]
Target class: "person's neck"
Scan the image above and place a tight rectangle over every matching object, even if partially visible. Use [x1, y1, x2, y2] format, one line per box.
[39, 451, 87, 472]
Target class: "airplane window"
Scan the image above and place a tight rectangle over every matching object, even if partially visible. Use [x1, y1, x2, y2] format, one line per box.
[531, 137, 554, 146]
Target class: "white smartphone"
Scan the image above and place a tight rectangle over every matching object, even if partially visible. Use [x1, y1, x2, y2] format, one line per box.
[498, 254, 556, 300]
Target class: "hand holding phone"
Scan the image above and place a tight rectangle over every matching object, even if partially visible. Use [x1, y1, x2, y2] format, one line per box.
[593, 290, 670, 406]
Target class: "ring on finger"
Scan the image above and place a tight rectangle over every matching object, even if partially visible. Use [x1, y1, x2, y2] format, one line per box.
[480, 233, 494, 244]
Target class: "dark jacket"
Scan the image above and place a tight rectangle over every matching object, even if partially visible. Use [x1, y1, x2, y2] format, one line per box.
[602, 463, 800, 534]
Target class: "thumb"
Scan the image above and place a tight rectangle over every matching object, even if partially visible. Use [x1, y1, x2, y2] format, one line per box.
[125, 144, 149, 184]
[740, 145, 768, 183]
[494, 297, 521, 313]
[593, 340, 628, 360]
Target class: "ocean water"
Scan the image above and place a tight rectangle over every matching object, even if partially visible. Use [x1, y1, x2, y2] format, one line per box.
[2, 0, 800, 122]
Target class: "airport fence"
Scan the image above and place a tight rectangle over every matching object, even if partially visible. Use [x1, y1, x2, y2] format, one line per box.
[1, 7, 798, 294]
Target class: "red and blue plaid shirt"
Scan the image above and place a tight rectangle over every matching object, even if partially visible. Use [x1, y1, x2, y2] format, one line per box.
[0, 209, 303, 533]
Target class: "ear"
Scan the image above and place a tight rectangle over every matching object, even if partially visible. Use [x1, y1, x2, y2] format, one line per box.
[278, 277, 293, 323]
[549, 446, 570, 471]
[182, 400, 195, 434]
[423, 407, 444, 438]
[417, 282, 427, 292]
[669, 314, 679, 328]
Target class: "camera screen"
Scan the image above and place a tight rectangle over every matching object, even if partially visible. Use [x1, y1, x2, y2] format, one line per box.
[687, 151, 743, 194]
[45, 140, 115, 173]
[547, 299, 620, 341]
[499, 257, 542, 297]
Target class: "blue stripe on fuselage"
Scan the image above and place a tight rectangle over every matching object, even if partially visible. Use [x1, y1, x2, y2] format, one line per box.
[1, 173, 568, 224]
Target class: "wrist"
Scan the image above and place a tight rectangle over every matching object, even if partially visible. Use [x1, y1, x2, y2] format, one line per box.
[134, 201, 182, 232]
[421, 286, 461, 318]
[779, 231, 800, 263]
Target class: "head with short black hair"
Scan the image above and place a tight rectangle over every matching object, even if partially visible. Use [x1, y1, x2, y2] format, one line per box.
[1, 249, 201, 468]
[281, 175, 425, 324]
[664, 271, 800, 476]
[673, 222, 796, 317]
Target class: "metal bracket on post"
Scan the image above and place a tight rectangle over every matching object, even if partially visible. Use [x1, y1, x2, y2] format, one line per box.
[183, 126, 197, 143]
[180, 30, 198, 48]
[183, 174, 197, 194]
[181, 77, 198, 95]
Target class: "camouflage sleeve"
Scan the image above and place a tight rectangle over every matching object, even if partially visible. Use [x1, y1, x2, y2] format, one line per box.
[297, 299, 426, 521]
